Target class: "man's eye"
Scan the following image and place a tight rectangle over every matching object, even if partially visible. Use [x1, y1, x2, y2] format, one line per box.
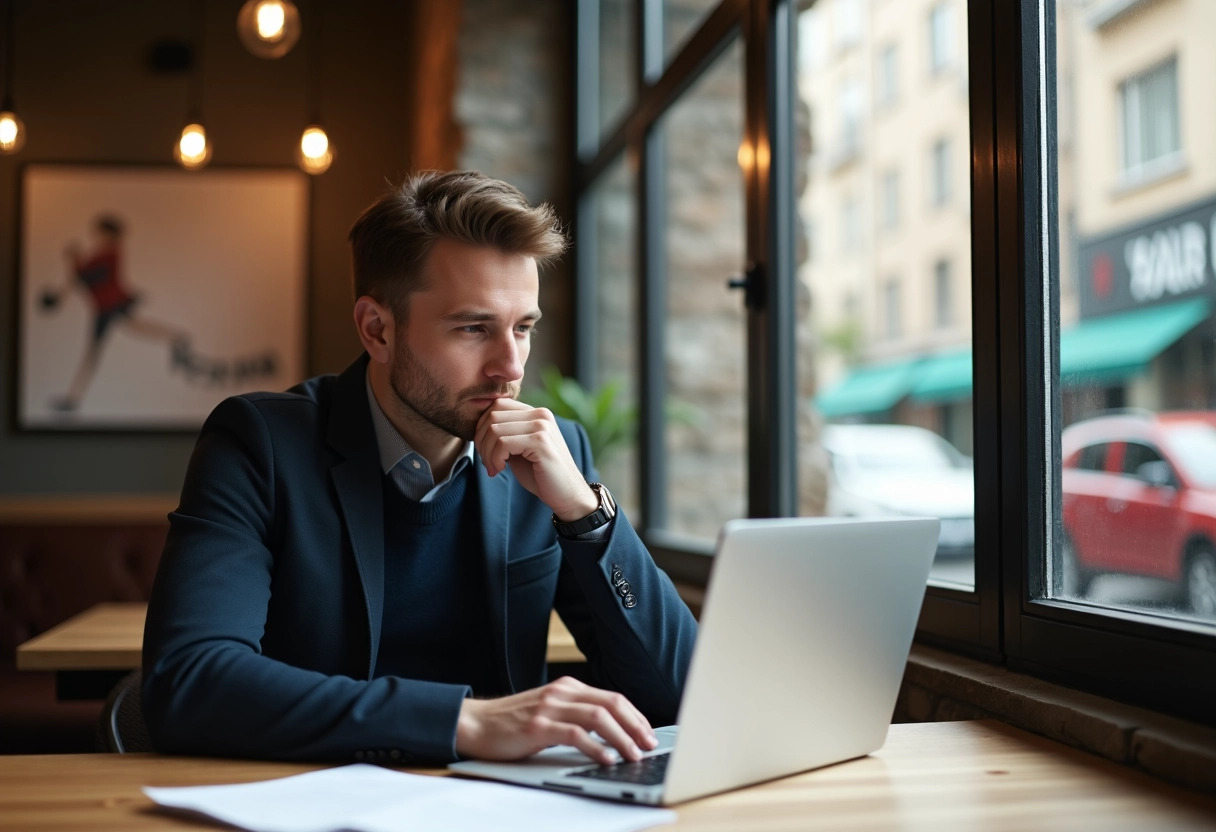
[516, 324, 537, 336]
[461, 325, 486, 334]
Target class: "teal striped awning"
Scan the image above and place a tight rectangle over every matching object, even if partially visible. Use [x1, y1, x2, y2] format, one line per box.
[813, 297, 1211, 417]
[813, 357, 923, 418]
[1060, 297, 1210, 387]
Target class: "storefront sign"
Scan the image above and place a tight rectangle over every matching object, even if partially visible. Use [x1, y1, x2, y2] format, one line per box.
[1078, 194, 1216, 318]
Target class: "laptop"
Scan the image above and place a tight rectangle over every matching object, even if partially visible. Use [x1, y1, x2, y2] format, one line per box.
[449, 515, 940, 805]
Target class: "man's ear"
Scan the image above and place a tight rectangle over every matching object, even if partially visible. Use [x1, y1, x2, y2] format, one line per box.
[353, 296, 394, 364]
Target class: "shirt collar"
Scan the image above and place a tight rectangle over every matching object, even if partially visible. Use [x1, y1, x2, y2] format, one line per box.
[364, 368, 474, 475]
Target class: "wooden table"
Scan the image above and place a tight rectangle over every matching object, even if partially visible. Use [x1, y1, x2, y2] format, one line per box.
[1, 721, 1213, 830]
[17, 602, 585, 698]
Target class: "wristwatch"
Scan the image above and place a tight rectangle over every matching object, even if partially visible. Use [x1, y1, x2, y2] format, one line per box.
[553, 483, 617, 538]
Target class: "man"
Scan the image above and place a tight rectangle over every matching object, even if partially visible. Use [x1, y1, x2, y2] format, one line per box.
[142, 171, 697, 766]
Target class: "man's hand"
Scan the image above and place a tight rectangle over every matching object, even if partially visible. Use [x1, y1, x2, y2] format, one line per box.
[474, 399, 598, 521]
[455, 676, 658, 764]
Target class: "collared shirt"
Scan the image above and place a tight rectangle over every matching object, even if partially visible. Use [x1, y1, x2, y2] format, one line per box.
[364, 370, 613, 540]
[365, 372, 474, 502]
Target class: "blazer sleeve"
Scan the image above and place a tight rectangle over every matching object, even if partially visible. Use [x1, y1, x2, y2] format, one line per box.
[551, 421, 698, 727]
[141, 395, 470, 763]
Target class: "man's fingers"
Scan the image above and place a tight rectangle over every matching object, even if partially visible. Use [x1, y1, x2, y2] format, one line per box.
[546, 720, 617, 766]
[578, 686, 657, 750]
[540, 679, 655, 757]
[548, 702, 643, 762]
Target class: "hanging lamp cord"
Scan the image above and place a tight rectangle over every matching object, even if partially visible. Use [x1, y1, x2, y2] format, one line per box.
[306, 0, 325, 124]
[188, 0, 205, 122]
[2, 0, 16, 110]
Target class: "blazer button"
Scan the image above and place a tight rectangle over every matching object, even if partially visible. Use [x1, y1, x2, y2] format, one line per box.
[389, 749, 402, 761]
[616, 580, 631, 597]
[354, 750, 366, 761]
[623, 593, 637, 608]
[611, 567, 624, 583]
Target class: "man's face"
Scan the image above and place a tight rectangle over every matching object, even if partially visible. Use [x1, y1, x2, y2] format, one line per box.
[388, 238, 541, 441]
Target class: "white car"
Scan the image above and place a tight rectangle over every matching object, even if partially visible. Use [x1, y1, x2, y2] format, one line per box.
[821, 424, 975, 557]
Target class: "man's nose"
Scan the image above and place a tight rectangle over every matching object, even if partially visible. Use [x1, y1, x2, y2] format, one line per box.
[486, 333, 525, 381]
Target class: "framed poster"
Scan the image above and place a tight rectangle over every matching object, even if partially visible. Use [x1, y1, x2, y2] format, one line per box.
[17, 165, 308, 430]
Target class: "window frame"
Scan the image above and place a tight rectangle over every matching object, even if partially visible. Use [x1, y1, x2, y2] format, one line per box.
[571, 0, 1216, 726]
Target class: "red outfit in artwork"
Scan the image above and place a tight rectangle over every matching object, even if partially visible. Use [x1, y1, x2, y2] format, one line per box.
[72, 247, 138, 342]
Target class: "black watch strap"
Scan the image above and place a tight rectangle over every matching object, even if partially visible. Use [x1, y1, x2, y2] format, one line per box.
[553, 483, 617, 538]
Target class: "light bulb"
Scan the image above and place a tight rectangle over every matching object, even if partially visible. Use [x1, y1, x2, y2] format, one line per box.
[255, 2, 286, 40]
[237, 0, 301, 59]
[0, 110, 26, 154]
[174, 123, 212, 170]
[296, 125, 334, 174]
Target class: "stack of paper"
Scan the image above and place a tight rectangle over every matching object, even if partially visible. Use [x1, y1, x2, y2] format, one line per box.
[143, 764, 676, 832]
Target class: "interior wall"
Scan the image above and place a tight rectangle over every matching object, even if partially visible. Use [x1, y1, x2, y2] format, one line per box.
[0, 0, 415, 494]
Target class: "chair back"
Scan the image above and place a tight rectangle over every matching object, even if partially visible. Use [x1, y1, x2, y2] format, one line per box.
[100, 670, 152, 753]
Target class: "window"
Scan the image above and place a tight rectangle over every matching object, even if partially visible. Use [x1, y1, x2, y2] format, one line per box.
[574, 0, 1213, 728]
[835, 78, 865, 163]
[883, 278, 901, 339]
[929, 2, 954, 74]
[933, 259, 951, 329]
[876, 44, 899, 107]
[660, 40, 747, 539]
[840, 196, 861, 253]
[596, 0, 635, 144]
[835, 0, 863, 50]
[881, 170, 900, 230]
[931, 138, 951, 207]
[1119, 57, 1181, 182]
[589, 157, 639, 517]
[1076, 443, 1109, 472]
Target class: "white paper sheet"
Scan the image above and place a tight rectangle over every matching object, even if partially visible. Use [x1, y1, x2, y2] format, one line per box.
[143, 763, 676, 832]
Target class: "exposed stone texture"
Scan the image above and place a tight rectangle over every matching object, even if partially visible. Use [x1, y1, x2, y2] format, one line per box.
[897, 645, 1216, 795]
[455, 0, 571, 377]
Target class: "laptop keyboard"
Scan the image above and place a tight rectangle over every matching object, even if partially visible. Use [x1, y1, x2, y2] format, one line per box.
[567, 752, 671, 786]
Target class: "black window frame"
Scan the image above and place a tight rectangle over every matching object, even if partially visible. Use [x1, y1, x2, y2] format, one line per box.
[572, 0, 1216, 726]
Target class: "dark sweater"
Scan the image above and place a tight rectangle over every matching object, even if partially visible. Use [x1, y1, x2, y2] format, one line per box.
[374, 468, 501, 696]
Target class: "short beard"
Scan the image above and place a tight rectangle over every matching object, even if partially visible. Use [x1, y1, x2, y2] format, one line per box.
[389, 343, 519, 441]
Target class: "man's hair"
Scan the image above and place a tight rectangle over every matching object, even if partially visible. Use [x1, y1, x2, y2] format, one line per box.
[348, 170, 567, 319]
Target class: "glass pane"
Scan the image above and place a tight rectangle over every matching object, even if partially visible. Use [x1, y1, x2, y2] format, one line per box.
[795, 0, 975, 588]
[1052, 1, 1216, 622]
[591, 156, 640, 519]
[661, 37, 746, 539]
[600, 0, 635, 141]
[664, 0, 719, 67]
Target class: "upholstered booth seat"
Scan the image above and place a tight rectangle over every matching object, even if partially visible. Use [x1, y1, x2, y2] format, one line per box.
[0, 519, 167, 753]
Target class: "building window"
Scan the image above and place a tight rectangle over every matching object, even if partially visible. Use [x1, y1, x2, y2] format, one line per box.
[834, 77, 865, 164]
[841, 196, 862, 253]
[934, 259, 951, 328]
[1119, 56, 1181, 181]
[836, 0, 863, 50]
[877, 43, 898, 107]
[931, 138, 951, 207]
[881, 169, 900, 230]
[929, 2, 954, 74]
[884, 278, 902, 339]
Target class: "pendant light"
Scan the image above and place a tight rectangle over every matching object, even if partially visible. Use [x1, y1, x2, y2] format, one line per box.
[0, 0, 26, 154]
[175, 0, 211, 170]
[237, 0, 302, 60]
[296, 0, 332, 174]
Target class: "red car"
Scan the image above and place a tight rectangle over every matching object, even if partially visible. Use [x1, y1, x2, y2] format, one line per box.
[1060, 411, 1216, 616]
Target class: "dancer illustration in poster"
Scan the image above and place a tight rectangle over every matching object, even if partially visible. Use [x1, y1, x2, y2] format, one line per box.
[39, 214, 188, 412]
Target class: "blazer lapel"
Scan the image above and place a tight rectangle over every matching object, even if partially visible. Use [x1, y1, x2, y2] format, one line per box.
[327, 354, 386, 679]
[477, 460, 514, 693]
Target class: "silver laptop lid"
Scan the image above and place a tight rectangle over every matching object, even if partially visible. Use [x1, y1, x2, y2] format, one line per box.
[662, 516, 939, 804]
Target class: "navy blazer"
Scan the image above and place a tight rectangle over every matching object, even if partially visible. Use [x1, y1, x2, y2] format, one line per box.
[142, 355, 697, 762]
